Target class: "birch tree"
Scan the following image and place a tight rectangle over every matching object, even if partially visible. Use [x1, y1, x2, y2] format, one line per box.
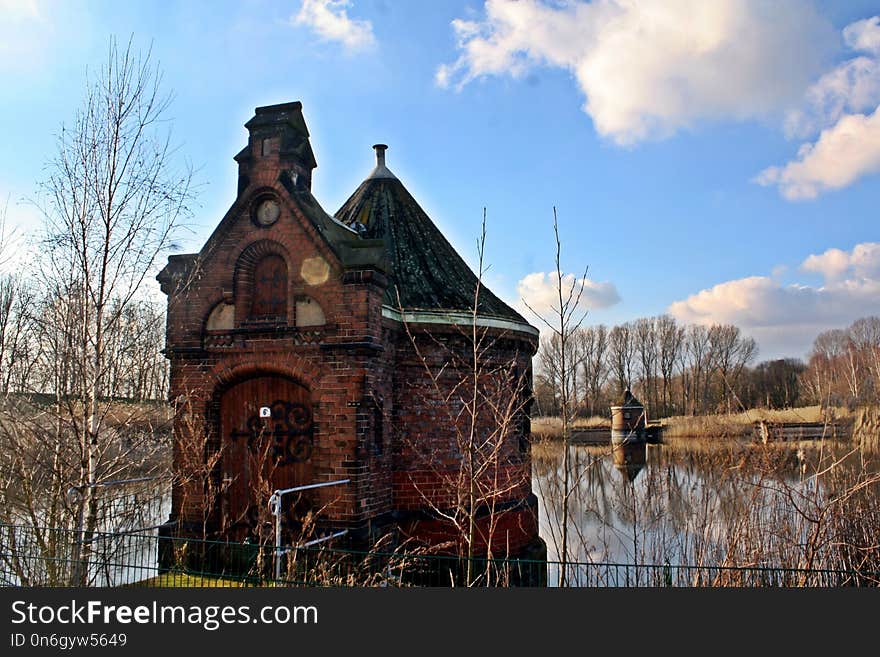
[35, 37, 193, 582]
[522, 208, 589, 587]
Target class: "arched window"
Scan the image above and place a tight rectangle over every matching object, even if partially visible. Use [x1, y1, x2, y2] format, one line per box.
[250, 254, 288, 320]
[294, 295, 325, 327]
[206, 301, 235, 331]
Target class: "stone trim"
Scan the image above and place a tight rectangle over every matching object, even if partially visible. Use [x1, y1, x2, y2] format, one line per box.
[381, 306, 539, 338]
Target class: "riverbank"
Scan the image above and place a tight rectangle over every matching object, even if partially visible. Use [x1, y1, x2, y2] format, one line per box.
[533, 405, 859, 442]
[660, 405, 854, 440]
[532, 415, 608, 441]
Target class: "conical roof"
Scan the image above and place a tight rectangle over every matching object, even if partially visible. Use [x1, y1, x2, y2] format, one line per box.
[619, 389, 644, 408]
[335, 146, 531, 326]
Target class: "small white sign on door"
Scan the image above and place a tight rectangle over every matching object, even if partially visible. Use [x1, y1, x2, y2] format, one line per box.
[259, 406, 271, 418]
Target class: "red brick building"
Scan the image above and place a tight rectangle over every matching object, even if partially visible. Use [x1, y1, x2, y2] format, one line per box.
[158, 102, 543, 561]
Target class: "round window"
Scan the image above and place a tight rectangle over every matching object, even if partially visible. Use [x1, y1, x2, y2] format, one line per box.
[254, 198, 280, 227]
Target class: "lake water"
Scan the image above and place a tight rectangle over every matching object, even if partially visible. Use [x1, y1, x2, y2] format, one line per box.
[5, 439, 876, 586]
[531, 438, 879, 584]
[0, 482, 172, 586]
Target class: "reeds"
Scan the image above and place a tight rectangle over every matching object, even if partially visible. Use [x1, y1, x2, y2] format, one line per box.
[531, 415, 610, 440]
[659, 405, 853, 439]
[854, 406, 880, 450]
[533, 437, 880, 583]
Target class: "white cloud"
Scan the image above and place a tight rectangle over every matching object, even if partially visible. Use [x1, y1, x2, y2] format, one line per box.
[437, 0, 832, 145]
[0, 0, 50, 72]
[668, 242, 880, 358]
[293, 0, 376, 52]
[0, 0, 39, 18]
[761, 15, 880, 199]
[783, 56, 880, 138]
[756, 104, 880, 200]
[800, 247, 852, 282]
[516, 271, 620, 322]
[801, 242, 880, 282]
[844, 15, 880, 54]
[783, 14, 880, 139]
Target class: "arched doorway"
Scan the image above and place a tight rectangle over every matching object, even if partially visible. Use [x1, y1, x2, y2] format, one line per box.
[219, 375, 314, 540]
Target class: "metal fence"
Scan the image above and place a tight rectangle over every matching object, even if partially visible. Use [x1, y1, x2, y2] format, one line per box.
[1, 524, 877, 587]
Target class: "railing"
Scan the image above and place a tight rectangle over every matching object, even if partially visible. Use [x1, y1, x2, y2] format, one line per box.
[1, 525, 877, 588]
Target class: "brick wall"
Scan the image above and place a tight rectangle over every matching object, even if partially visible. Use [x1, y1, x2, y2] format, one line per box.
[162, 148, 393, 534]
[387, 323, 538, 552]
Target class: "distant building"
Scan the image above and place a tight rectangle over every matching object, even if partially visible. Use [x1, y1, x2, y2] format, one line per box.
[157, 102, 543, 561]
[611, 389, 647, 445]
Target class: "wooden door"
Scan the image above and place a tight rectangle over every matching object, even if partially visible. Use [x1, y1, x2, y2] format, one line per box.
[220, 376, 314, 539]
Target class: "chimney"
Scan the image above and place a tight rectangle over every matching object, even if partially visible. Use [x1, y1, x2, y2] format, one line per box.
[373, 144, 388, 167]
[234, 101, 317, 194]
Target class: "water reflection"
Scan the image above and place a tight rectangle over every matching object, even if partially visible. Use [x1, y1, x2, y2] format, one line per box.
[612, 443, 646, 483]
[532, 439, 880, 579]
[1, 484, 172, 586]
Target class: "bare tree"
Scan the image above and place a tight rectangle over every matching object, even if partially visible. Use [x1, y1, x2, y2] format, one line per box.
[634, 317, 658, 414]
[0, 203, 36, 395]
[608, 322, 635, 396]
[708, 324, 757, 414]
[537, 332, 581, 416]
[848, 317, 880, 403]
[578, 325, 609, 417]
[399, 212, 534, 586]
[30, 37, 193, 582]
[101, 299, 168, 401]
[656, 314, 684, 417]
[807, 329, 848, 403]
[0, 276, 37, 395]
[801, 317, 880, 408]
[522, 208, 589, 587]
[684, 324, 711, 415]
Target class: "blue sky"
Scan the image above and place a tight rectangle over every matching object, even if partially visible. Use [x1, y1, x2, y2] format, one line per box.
[2, 0, 880, 361]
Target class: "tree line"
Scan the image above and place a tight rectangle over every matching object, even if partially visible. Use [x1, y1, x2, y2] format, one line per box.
[0, 38, 193, 584]
[0, 277, 169, 402]
[802, 316, 880, 409]
[534, 314, 880, 419]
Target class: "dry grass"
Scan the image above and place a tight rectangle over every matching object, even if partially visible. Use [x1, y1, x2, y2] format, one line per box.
[659, 405, 854, 439]
[131, 572, 247, 587]
[532, 415, 609, 440]
[533, 406, 857, 441]
[854, 406, 880, 450]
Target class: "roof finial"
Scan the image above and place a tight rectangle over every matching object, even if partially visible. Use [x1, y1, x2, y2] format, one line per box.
[367, 143, 397, 180]
[373, 143, 388, 167]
